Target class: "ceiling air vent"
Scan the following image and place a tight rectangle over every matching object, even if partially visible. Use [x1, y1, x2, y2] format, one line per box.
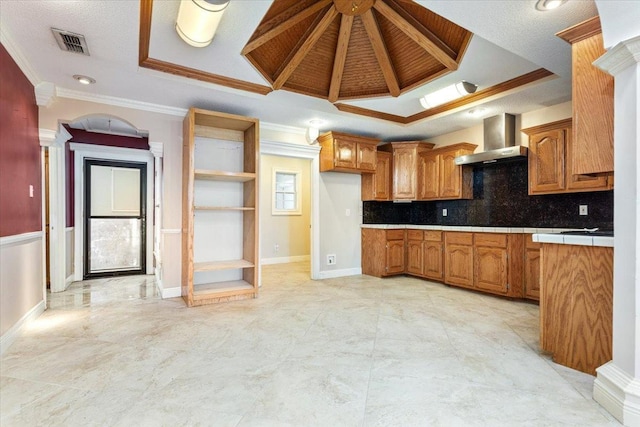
[51, 28, 90, 55]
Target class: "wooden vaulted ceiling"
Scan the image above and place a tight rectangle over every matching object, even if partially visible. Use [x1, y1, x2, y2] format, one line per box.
[241, 0, 473, 102]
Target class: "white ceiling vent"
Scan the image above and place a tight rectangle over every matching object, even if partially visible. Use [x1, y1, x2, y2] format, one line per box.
[51, 28, 90, 55]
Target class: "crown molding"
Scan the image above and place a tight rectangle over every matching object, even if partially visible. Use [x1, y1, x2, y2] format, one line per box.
[0, 26, 40, 86]
[594, 35, 640, 76]
[35, 82, 57, 107]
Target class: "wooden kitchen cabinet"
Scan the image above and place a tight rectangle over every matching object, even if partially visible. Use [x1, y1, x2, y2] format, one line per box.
[444, 232, 474, 289]
[540, 243, 613, 375]
[418, 143, 476, 200]
[524, 235, 541, 301]
[361, 151, 392, 201]
[318, 131, 380, 174]
[379, 141, 435, 200]
[524, 118, 610, 195]
[557, 16, 614, 175]
[474, 234, 509, 294]
[406, 230, 424, 275]
[361, 228, 405, 277]
[423, 231, 443, 281]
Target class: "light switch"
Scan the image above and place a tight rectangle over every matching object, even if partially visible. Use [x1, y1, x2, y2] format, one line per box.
[346, 208, 351, 217]
[579, 205, 588, 216]
[29, 185, 34, 198]
[443, 208, 448, 217]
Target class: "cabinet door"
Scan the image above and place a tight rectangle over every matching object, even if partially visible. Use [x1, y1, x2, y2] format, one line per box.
[525, 245, 541, 300]
[529, 129, 566, 194]
[393, 147, 417, 199]
[386, 240, 405, 274]
[565, 127, 609, 191]
[474, 246, 508, 294]
[407, 240, 423, 275]
[374, 151, 391, 200]
[358, 143, 377, 172]
[418, 153, 439, 199]
[334, 139, 357, 169]
[444, 244, 474, 288]
[423, 241, 443, 280]
[439, 151, 461, 199]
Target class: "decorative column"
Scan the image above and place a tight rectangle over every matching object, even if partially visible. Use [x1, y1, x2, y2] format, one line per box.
[593, 36, 640, 427]
[149, 142, 164, 289]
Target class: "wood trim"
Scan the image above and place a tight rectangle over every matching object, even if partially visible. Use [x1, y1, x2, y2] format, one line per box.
[138, 0, 272, 96]
[273, 5, 339, 90]
[374, 0, 458, 70]
[241, 0, 333, 55]
[335, 68, 555, 124]
[556, 16, 601, 44]
[329, 14, 354, 102]
[521, 118, 572, 136]
[456, 31, 473, 63]
[361, 9, 401, 97]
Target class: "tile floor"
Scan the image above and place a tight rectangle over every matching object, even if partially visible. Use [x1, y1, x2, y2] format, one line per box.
[1, 262, 621, 426]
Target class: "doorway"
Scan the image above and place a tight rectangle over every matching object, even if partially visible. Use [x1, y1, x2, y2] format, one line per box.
[83, 159, 147, 279]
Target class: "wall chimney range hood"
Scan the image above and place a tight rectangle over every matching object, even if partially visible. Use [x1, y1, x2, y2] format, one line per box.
[454, 113, 527, 166]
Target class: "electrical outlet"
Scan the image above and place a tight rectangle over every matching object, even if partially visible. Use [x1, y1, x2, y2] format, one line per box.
[345, 208, 351, 217]
[442, 208, 448, 217]
[327, 254, 336, 265]
[579, 205, 588, 216]
[274, 243, 279, 252]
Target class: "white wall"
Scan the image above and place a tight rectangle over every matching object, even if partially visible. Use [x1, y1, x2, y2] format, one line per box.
[319, 172, 362, 279]
[260, 154, 311, 263]
[65, 227, 74, 282]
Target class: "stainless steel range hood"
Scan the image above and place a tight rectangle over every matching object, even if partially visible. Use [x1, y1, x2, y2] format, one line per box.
[454, 113, 527, 166]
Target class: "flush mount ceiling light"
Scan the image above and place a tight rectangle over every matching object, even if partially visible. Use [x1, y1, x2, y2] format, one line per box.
[176, 0, 229, 48]
[419, 81, 478, 109]
[73, 74, 96, 85]
[535, 0, 568, 11]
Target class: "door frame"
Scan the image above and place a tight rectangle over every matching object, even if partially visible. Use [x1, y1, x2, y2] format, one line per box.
[83, 158, 147, 279]
[260, 140, 321, 280]
[71, 143, 154, 281]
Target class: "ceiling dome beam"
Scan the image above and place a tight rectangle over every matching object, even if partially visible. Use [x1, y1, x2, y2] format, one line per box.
[361, 9, 400, 97]
[329, 14, 354, 102]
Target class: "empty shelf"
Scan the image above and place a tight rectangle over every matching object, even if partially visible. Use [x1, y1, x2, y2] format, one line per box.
[193, 280, 255, 298]
[194, 206, 255, 211]
[194, 259, 254, 272]
[194, 170, 256, 182]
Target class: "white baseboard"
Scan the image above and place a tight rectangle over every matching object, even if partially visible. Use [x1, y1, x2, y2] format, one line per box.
[261, 255, 310, 265]
[594, 361, 640, 426]
[161, 286, 182, 299]
[0, 300, 46, 356]
[318, 267, 362, 279]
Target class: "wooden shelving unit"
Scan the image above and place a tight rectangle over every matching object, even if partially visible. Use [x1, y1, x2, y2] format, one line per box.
[182, 108, 259, 306]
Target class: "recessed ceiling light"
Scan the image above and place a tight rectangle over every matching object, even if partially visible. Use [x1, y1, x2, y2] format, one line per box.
[73, 74, 96, 85]
[536, 0, 567, 11]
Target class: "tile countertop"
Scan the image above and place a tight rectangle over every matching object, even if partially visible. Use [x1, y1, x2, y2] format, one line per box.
[361, 224, 613, 247]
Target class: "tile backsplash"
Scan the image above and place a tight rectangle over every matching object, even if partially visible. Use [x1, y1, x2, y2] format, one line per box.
[363, 160, 613, 229]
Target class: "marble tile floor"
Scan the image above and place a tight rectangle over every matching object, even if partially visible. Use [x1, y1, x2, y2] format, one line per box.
[1, 262, 620, 426]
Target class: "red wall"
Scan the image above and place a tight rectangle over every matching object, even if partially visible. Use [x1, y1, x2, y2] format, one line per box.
[0, 44, 41, 237]
[64, 126, 149, 227]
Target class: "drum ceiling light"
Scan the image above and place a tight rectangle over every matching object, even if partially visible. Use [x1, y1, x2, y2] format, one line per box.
[176, 0, 230, 48]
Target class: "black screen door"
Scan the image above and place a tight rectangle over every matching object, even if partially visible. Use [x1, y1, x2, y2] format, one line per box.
[84, 159, 146, 279]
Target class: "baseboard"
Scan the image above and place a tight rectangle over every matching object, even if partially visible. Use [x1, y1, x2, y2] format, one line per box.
[261, 255, 310, 265]
[0, 300, 45, 356]
[318, 267, 362, 279]
[594, 361, 640, 426]
[65, 274, 74, 287]
[161, 286, 182, 299]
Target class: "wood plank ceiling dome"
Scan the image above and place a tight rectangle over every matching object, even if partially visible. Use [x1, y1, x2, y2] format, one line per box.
[242, 0, 473, 102]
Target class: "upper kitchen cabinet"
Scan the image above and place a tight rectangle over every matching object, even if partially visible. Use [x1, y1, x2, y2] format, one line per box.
[524, 118, 610, 195]
[557, 16, 614, 175]
[318, 131, 380, 174]
[362, 151, 392, 201]
[418, 143, 476, 200]
[379, 141, 435, 200]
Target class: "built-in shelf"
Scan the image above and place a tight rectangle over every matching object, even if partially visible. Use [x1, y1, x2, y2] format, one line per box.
[194, 170, 256, 182]
[193, 280, 255, 298]
[194, 206, 256, 211]
[193, 259, 254, 272]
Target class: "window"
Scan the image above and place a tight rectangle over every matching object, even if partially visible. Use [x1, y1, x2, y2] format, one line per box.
[273, 169, 301, 215]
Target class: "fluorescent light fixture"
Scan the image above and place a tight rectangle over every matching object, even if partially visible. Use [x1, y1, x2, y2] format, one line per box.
[176, 0, 229, 48]
[535, 0, 567, 11]
[419, 81, 477, 109]
[73, 74, 96, 85]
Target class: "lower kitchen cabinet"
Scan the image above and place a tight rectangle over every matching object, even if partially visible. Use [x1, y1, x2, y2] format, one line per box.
[472, 233, 524, 296]
[524, 236, 541, 301]
[406, 230, 424, 275]
[361, 228, 405, 277]
[444, 232, 474, 289]
[423, 231, 443, 281]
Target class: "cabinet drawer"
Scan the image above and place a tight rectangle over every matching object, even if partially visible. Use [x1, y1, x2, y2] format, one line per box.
[407, 230, 423, 240]
[445, 232, 473, 245]
[474, 233, 507, 248]
[424, 230, 442, 242]
[386, 229, 405, 240]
